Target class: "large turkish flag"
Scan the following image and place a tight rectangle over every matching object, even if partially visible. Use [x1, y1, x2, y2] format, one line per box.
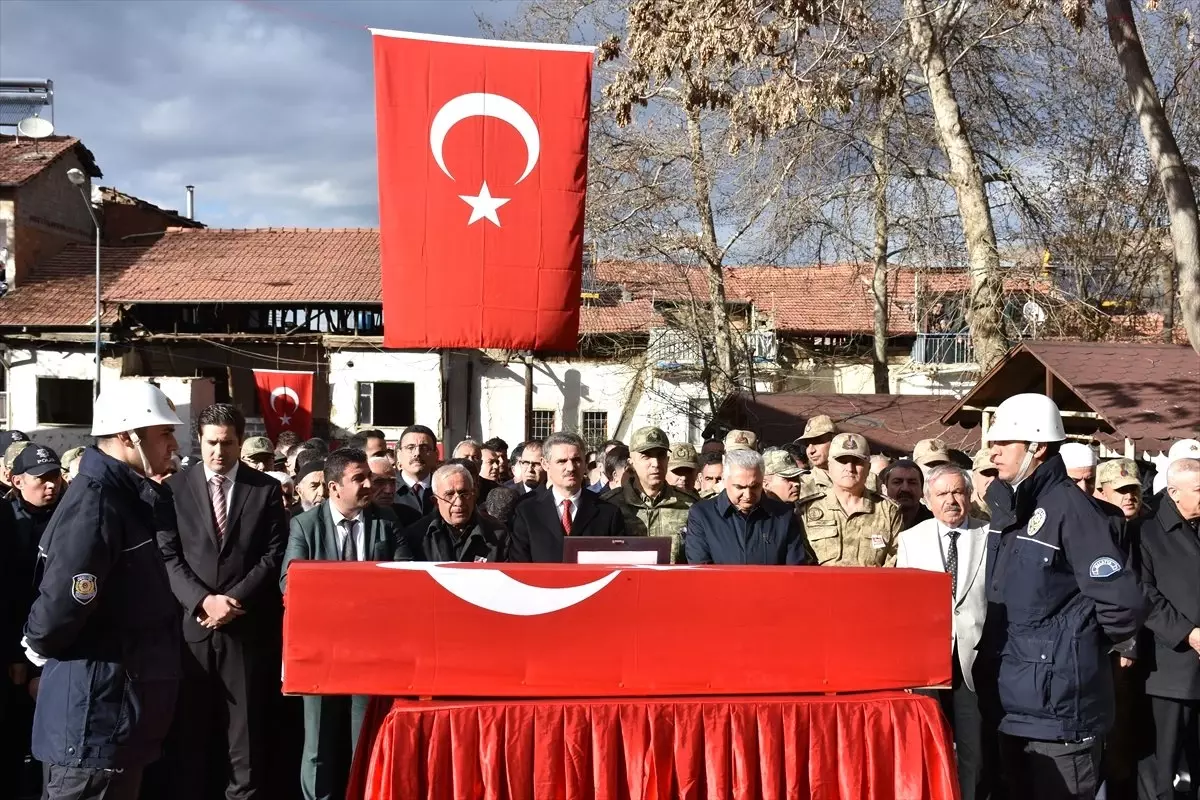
[252, 369, 313, 442]
[371, 29, 593, 351]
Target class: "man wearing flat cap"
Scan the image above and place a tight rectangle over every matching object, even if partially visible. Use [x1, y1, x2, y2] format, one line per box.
[602, 427, 695, 563]
[796, 433, 902, 567]
[794, 415, 836, 497]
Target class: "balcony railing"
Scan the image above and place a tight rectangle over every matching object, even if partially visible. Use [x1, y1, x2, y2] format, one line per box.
[650, 329, 778, 368]
[911, 332, 975, 365]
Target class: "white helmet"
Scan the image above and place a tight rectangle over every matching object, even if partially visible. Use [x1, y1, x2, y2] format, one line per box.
[985, 393, 1066, 444]
[91, 380, 184, 436]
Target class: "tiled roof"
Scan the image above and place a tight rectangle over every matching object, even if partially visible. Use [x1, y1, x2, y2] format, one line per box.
[104, 228, 379, 304]
[579, 298, 664, 335]
[0, 135, 101, 186]
[719, 392, 979, 455]
[943, 341, 1200, 453]
[0, 243, 139, 327]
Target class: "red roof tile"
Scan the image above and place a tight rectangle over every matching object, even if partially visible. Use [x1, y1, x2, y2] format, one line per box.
[0, 243, 139, 327]
[0, 135, 101, 187]
[579, 298, 664, 335]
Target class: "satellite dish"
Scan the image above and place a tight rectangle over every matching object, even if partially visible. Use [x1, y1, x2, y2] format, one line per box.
[16, 116, 54, 138]
[1022, 300, 1047, 325]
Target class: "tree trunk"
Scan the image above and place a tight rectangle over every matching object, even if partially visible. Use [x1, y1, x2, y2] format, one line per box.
[1106, 0, 1200, 354]
[871, 104, 892, 394]
[1162, 258, 1177, 343]
[685, 105, 737, 401]
[905, 0, 1008, 371]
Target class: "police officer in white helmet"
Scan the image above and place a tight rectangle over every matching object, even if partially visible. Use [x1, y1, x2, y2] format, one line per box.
[22, 381, 184, 800]
[976, 393, 1146, 800]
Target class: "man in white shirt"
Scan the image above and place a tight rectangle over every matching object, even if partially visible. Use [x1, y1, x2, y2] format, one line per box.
[896, 464, 991, 800]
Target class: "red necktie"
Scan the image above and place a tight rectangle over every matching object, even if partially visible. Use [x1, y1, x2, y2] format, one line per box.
[560, 499, 572, 535]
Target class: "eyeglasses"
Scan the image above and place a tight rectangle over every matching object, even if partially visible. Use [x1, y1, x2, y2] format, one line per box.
[518, 460, 542, 469]
[435, 490, 474, 505]
[401, 444, 435, 454]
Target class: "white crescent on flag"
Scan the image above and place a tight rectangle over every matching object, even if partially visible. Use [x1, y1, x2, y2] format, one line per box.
[269, 386, 300, 426]
[378, 562, 620, 616]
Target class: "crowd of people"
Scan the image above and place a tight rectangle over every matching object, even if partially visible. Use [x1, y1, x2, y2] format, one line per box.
[1, 379, 1198, 800]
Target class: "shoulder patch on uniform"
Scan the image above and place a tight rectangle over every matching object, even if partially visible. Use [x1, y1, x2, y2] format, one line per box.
[806, 506, 824, 521]
[1027, 507, 1047, 537]
[1089, 557, 1122, 580]
[71, 573, 98, 605]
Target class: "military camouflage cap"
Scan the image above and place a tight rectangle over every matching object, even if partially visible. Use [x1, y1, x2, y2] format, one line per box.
[1097, 458, 1140, 490]
[668, 442, 698, 471]
[4, 440, 31, 469]
[629, 426, 670, 454]
[763, 448, 803, 478]
[724, 429, 759, 452]
[972, 449, 998, 474]
[913, 438, 952, 467]
[240, 436, 274, 458]
[828, 433, 870, 463]
[793, 415, 836, 443]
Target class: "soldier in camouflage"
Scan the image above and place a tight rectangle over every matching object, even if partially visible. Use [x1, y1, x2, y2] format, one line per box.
[970, 449, 996, 522]
[602, 426, 696, 563]
[796, 433, 902, 567]
[666, 442, 698, 494]
[794, 415, 836, 497]
[763, 449, 803, 504]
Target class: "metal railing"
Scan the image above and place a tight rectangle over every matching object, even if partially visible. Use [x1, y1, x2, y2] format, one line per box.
[649, 329, 778, 368]
[911, 332, 975, 365]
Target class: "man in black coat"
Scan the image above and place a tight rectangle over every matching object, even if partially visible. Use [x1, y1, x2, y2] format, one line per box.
[507, 432, 625, 563]
[1137, 456, 1200, 800]
[160, 404, 289, 800]
[401, 463, 507, 562]
[392, 424, 439, 525]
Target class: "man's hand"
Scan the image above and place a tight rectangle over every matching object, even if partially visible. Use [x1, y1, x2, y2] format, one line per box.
[200, 594, 245, 628]
[1189, 627, 1200, 656]
[1119, 656, 1135, 668]
[8, 662, 28, 685]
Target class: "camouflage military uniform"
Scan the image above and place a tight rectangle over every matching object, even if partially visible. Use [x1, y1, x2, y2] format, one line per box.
[602, 477, 696, 563]
[796, 489, 903, 567]
[970, 497, 991, 523]
[800, 467, 832, 498]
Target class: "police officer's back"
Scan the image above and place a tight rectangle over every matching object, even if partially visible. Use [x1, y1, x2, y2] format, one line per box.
[22, 381, 184, 800]
[980, 394, 1146, 800]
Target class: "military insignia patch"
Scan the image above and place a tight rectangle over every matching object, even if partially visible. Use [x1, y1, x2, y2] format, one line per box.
[1089, 557, 1122, 579]
[807, 507, 824, 522]
[71, 573, 98, 605]
[1027, 508, 1047, 537]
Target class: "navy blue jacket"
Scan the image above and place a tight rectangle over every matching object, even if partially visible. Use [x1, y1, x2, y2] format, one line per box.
[24, 447, 181, 769]
[684, 492, 812, 565]
[980, 454, 1146, 742]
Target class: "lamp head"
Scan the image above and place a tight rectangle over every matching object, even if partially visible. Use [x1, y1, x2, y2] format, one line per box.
[66, 168, 86, 186]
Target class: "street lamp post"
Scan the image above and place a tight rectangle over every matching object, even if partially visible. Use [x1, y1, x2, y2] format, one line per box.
[66, 168, 101, 400]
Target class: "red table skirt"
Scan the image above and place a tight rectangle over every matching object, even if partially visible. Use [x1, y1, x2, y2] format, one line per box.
[350, 692, 959, 800]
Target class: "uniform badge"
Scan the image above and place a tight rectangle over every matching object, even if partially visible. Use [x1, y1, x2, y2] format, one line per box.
[1027, 508, 1047, 537]
[807, 507, 824, 522]
[871, 534, 886, 550]
[71, 573, 98, 605]
[1089, 557, 1122, 579]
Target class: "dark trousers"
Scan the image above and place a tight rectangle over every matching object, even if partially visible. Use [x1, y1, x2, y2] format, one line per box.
[43, 765, 144, 800]
[1140, 695, 1200, 800]
[1103, 657, 1155, 800]
[300, 695, 368, 800]
[1000, 734, 1103, 800]
[932, 655, 990, 800]
[172, 632, 272, 800]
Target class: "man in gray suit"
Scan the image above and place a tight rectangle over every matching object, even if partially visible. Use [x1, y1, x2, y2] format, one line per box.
[895, 465, 991, 800]
[280, 448, 410, 800]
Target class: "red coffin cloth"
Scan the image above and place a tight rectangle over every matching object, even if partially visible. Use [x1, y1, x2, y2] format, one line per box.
[349, 693, 959, 800]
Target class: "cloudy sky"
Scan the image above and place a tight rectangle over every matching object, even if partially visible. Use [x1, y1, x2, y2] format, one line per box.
[0, 0, 523, 228]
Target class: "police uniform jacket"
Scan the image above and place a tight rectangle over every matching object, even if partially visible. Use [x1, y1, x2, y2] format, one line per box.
[684, 492, 812, 566]
[24, 447, 181, 770]
[1138, 494, 1200, 700]
[981, 454, 1146, 742]
[602, 474, 696, 564]
[400, 510, 508, 563]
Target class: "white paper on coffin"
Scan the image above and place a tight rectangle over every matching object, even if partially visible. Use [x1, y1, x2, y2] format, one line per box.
[376, 561, 621, 616]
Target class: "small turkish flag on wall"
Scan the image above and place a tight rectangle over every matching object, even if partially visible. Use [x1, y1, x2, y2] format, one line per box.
[252, 370, 314, 442]
[371, 29, 594, 351]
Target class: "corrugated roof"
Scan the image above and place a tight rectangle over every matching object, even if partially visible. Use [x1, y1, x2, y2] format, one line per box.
[942, 341, 1200, 453]
[0, 135, 101, 187]
[719, 392, 978, 455]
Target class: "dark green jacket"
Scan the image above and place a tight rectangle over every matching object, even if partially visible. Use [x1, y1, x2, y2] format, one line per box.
[602, 475, 696, 563]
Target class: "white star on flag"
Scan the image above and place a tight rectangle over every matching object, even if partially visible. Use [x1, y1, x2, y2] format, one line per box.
[459, 181, 510, 226]
[279, 415, 292, 426]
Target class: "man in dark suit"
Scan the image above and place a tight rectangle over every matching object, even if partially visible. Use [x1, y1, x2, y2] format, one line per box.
[503, 440, 546, 496]
[392, 424, 439, 525]
[160, 404, 289, 800]
[508, 432, 625, 563]
[281, 448, 408, 800]
[401, 463, 507, 562]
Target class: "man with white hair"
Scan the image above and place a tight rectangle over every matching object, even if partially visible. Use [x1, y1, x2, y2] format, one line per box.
[896, 465, 990, 800]
[452, 439, 482, 465]
[368, 455, 397, 508]
[1136, 457, 1200, 799]
[685, 448, 812, 565]
[1153, 438, 1200, 495]
[1060, 442, 1098, 496]
[400, 463, 507, 562]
